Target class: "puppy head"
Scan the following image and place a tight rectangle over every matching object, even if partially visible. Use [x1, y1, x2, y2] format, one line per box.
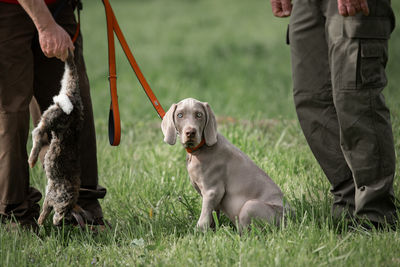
[161, 98, 217, 148]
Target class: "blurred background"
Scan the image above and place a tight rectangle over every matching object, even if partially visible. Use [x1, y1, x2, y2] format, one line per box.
[76, 0, 400, 201]
[83, 0, 299, 125]
[81, 0, 399, 140]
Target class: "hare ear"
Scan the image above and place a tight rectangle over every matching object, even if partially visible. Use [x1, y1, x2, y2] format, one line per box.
[202, 102, 217, 146]
[161, 104, 177, 145]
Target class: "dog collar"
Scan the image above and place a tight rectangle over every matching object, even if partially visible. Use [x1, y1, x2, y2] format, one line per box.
[186, 138, 206, 154]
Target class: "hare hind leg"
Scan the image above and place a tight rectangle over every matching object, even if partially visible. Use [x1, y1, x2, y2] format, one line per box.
[38, 198, 52, 225]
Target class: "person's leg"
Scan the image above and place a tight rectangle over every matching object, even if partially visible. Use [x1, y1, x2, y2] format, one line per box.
[0, 3, 42, 226]
[324, 0, 397, 224]
[289, 0, 355, 218]
[32, 2, 106, 221]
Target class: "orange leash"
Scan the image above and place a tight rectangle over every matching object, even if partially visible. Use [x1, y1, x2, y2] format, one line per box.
[71, 4, 80, 43]
[102, 0, 165, 146]
[71, 22, 80, 43]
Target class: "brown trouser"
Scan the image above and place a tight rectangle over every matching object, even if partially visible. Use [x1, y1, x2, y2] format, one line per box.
[289, 0, 397, 224]
[0, 2, 105, 221]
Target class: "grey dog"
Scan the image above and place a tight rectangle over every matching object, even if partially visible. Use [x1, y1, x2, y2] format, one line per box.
[28, 52, 89, 227]
[162, 98, 287, 231]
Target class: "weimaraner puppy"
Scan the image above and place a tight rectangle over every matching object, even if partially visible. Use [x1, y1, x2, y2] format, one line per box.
[161, 98, 287, 231]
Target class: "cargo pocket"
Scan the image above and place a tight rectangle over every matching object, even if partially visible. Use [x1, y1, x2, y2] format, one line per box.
[359, 40, 388, 88]
[342, 18, 391, 89]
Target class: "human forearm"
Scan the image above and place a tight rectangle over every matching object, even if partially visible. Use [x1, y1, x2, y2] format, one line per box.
[17, 0, 56, 32]
[17, 0, 74, 61]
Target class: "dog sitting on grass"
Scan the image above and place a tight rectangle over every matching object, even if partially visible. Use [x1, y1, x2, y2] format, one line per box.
[162, 98, 288, 232]
[28, 51, 89, 227]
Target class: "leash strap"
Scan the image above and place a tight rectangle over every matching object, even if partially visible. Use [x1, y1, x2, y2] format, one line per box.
[71, 0, 81, 43]
[102, 0, 165, 146]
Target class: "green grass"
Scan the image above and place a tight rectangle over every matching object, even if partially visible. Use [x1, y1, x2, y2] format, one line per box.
[2, 0, 400, 266]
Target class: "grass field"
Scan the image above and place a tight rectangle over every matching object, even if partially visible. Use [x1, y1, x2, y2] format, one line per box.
[1, 0, 400, 266]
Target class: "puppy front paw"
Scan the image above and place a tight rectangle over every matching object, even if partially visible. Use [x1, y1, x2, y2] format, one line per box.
[196, 219, 210, 232]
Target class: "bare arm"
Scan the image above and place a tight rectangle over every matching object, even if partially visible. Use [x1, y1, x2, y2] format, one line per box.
[17, 0, 74, 61]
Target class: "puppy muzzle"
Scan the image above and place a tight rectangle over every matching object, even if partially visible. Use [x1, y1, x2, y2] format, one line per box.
[182, 126, 201, 148]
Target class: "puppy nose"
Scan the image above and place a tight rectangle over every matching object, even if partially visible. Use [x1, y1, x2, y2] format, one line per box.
[185, 128, 196, 138]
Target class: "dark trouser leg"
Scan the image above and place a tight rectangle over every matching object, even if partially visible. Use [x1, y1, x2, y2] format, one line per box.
[31, 3, 106, 219]
[325, 0, 397, 224]
[0, 3, 42, 222]
[290, 0, 397, 224]
[289, 0, 355, 218]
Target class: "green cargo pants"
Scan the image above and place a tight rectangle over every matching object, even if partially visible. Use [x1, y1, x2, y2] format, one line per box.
[289, 0, 397, 224]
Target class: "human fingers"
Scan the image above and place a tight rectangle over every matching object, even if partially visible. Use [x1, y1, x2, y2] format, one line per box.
[39, 23, 73, 60]
[65, 33, 74, 51]
[337, 0, 349, 16]
[270, 0, 282, 17]
[345, 0, 357, 16]
[353, 0, 362, 13]
[42, 41, 57, 58]
[56, 26, 73, 59]
[360, 0, 369, 15]
[270, 0, 291, 17]
[59, 49, 68, 62]
[340, 0, 369, 17]
[59, 36, 74, 61]
[281, 0, 292, 17]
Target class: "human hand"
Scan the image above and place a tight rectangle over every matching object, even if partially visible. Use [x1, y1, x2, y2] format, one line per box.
[270, 0, 292, 17]
[16, 0, 74, 61]
[338, 0, 369, 16]
[38, 22, 74, 62]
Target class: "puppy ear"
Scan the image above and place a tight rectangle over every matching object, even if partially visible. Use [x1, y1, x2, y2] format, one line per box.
[161, 103, 177, 145]
[202, 102, 217, 146]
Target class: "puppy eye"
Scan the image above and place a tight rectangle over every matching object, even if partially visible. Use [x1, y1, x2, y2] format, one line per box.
[196, 112, 203, 118]
[177, 113, 183, 118]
